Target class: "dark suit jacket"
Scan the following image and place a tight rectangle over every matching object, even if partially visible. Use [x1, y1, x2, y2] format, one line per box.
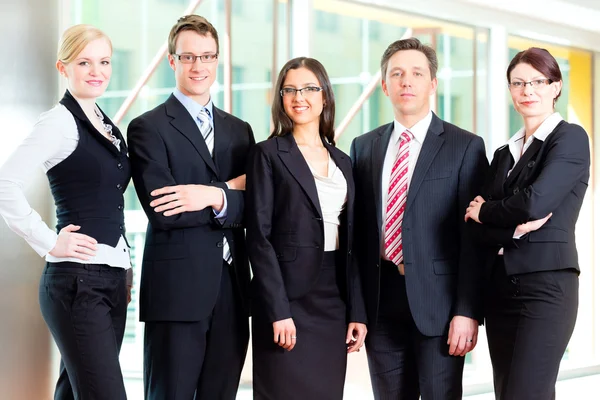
[245, 133, 367, 325]
[127, 94, 255, 322]
[476, 120, 590, 276]
[351, 113, 488, 337]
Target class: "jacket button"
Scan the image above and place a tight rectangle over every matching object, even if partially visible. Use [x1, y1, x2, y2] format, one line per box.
[117, 184, 123, 190]
[210, 179, 215, 183]
[119, 225, 123, 231]
[513, 188, 519, 194]
[348, 250, 352, 256]
[117, 163, 123, 170]
[217, 241, 224, 248]
[117, 205, 124, 211]
[527, 161, 535, 168]
[376, 263, 380, 268]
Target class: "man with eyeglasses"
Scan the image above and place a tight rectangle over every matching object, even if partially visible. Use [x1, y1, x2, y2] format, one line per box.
[127, 14, 255, 400]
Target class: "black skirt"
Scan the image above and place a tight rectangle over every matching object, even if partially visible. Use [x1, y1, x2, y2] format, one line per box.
[252, 251, 347, 400]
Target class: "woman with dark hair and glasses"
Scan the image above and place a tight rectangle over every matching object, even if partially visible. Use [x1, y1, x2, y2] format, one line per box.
[465, 47, 590, 400]
[246, 57, 367, 399]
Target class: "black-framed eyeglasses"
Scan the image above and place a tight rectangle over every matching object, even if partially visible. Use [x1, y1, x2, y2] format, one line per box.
[173, 53, 218, 64]
[508, 79, 552, 90]
[280, 86, 323, 97]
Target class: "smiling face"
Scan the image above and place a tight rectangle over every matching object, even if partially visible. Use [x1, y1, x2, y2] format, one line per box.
[281, 67, 324, 130]
[169, 30, 218, 105]
[57, 37, 112, 100]
[509, 62, 562, 121]
[382, 49, 437, 127]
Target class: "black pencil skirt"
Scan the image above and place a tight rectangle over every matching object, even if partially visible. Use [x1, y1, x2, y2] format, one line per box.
[252, 251, 347, 400]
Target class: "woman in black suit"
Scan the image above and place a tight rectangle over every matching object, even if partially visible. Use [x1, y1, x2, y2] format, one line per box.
[465, 48, 590, 400]
[246, 57, 368, 399]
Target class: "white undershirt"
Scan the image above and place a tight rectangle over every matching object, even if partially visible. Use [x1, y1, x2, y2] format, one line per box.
[0, 104, 131, 272]
[380, 110, 433, 257]
[309, 155, 348, 252]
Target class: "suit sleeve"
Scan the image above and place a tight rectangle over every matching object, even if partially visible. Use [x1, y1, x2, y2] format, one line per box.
[479, 125, 590, 227]
[214, 121, 256, 229]
[245, 144, 291, 323]
[348, 139, 368, 324]
[454, 135, 488, 322]
[127, 116, 218, 230]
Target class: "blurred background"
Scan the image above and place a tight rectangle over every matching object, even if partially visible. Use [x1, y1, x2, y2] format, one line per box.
[1, 0, 599, 398]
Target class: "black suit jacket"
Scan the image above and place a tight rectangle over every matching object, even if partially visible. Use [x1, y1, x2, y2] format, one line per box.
[351, 113, 488, 336]
[127, 94, 255, 322]
[476, 120, 590, 276]
[246, 134, 367, 325]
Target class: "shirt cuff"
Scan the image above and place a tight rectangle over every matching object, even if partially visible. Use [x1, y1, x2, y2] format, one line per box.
[213, 188, 227, 221]
[513, 228, 525, 239]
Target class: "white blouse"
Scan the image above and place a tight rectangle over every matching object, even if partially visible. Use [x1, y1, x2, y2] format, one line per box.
[0, 104, 131, 275]
[309, 155, 348, 251]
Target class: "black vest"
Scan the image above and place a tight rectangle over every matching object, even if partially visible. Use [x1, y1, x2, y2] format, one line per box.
[46, 90, 131, 247]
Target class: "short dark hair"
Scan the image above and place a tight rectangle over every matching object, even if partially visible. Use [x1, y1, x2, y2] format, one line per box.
[507, 47, 563, 103]
[270, 57, 336, 145]
[380, 37, 438, 79]
[168, 15, 219, 55]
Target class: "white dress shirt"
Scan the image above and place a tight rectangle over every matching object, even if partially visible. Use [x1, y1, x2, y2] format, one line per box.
[0, 104, 132, 277]
[309, 155, 348, 251]
[380, 110, 433, 256]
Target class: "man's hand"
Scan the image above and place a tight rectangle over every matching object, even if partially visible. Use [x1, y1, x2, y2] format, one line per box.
[464, 195, 485, 223]
[346, 322, 367, 354]
[447, 315, 478, 356]
[150, 184, 224, 216]
[227, 174, 246, 190]
[126, 285, 133, 304]
[514, 213, 552, 237]
[273, 318, 297, 351]
[49, 224, 97, 260]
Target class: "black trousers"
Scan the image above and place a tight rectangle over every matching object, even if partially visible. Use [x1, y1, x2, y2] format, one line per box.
[39, 262, 128, 400]
[365, 260, 465, 400]
[143, 261, 249, 400]
[486, 256, 579, 400]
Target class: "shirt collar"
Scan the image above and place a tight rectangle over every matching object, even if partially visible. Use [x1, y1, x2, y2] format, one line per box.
[506, 112, 563, 146]
[173, 88, 214, 122]
[392, 110, 432, 144]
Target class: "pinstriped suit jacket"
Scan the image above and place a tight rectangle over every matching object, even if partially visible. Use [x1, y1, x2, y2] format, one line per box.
[351, 113, 488, 336]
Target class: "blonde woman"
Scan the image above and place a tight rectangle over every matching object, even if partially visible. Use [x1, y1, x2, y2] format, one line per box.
[0, 25, 131, 399]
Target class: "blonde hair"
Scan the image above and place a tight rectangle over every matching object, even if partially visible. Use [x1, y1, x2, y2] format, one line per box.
[57, 24, 112, 64]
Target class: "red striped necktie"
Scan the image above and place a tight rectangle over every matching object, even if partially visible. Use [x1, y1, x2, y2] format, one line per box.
[384, 130, 412, 265]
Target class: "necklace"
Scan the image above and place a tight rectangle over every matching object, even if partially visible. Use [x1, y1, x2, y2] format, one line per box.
[94, 106, 121, 149]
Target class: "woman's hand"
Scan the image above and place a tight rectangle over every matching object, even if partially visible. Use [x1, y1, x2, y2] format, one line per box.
[227, 174, 246, 190]
[48, 224, 97, 260]
[464, 195, 486, 223]
[514, 213, 552, 236]
[273, 318, 297, 351]
[346, 322, 368, 354]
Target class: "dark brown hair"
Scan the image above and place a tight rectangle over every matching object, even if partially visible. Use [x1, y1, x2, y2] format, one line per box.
[380, 37, 438, 79]
[270, 57, 336, 145]
[507, 47, 562, 103]
[168, 15, 219, 55]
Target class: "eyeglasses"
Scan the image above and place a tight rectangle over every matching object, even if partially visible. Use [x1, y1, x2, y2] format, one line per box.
[508, 79, 552, 90]
[173, 53, 218, 64]
[280, 86, 323, 98]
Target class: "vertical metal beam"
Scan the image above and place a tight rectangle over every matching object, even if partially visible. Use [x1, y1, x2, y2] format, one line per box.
[113, 0, 205, 125]
[270, 0, 280, 132]
[223, 0, 233, 113]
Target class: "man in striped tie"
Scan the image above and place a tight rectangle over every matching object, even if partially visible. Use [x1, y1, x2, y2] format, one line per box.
[127, 15, 255, 400]
[350, 37, 488, 400]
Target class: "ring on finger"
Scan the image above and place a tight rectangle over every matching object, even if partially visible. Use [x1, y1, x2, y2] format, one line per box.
[466, 338, 473, 343]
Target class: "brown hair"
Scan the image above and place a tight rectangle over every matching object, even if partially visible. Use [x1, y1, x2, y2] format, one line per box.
[507, 47, 562, 103]
[270, 57, 336, 145]
[168, 15, 219, 55]
[57, 24, 112, 64]
[380, 37, 438, 79]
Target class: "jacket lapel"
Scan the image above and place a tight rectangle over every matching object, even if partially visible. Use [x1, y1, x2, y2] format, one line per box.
[212, 106, 232, 173]
[59, 90, 121, 157]
[372, 123, 394, 231]
[504, 138, 542, 189]
[165, 94, 219, 177]
[405, 113, 444, 212]
[276, 134, 323, 218]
